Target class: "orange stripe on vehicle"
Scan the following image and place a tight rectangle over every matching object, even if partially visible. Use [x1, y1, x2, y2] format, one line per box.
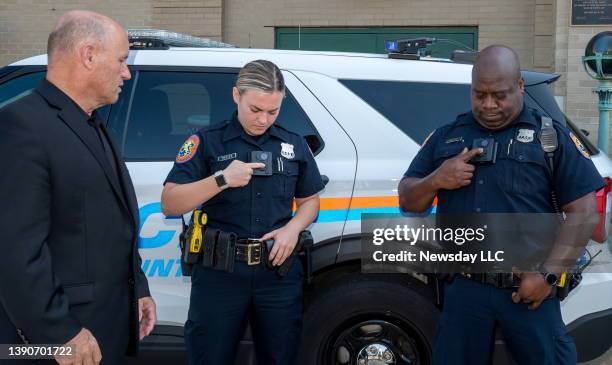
[349, 196, 399, 209]
[317, 196, 400, 210]
[292, 195, 438, 211]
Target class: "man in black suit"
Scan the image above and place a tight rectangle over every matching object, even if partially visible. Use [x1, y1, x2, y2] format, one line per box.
[0, 10, 156, 365]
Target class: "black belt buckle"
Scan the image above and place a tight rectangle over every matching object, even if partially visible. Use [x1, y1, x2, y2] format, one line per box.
[500, 273, 519, 288]
[246, 239, 262, 265]
[462, 272, 518, 288]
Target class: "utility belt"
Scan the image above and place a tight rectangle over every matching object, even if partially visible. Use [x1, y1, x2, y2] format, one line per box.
[457, 271, 582, 300]
[179, 210, 314, 278]
[460, 272, 520, 288]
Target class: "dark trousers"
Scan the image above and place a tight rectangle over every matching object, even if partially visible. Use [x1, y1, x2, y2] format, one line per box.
[184, 261, 303, 365]
[433, 276, 577, 365]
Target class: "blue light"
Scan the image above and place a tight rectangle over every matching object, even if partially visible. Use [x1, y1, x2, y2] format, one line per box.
[385, 41, 398, 52]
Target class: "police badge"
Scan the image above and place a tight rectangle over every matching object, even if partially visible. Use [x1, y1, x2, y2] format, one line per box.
[280, 142, 295, 159]
[516, 129, 535, 143]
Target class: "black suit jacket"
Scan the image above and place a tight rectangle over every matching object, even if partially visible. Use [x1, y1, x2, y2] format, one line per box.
[0, 79, 149, 360]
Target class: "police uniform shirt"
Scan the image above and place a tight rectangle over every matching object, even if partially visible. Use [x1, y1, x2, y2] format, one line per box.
[164, 113, 325, 238]
[404, 105, 605, 214]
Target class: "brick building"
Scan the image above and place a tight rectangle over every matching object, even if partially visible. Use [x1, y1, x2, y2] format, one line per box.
[0, 0, 609, 149]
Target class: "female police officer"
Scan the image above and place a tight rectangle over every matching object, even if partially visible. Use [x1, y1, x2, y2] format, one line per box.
[161, 60, 324, 365]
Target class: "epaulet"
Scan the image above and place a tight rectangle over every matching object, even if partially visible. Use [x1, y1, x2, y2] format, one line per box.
[273, 123, 299, 136]
[199, 120, 230, 134]
[453, 112, 470, 124]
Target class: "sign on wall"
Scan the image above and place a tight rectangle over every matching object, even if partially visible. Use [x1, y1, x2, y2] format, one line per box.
[572, 0, 612, 25]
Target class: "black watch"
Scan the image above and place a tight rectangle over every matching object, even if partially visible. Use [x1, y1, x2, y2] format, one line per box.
[540, 271, 558, 286]
[214, 170, 228, 190]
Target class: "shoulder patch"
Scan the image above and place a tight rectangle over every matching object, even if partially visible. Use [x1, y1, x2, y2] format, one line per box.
[569, 132, 590, 159]
[176, 135, 200, 163]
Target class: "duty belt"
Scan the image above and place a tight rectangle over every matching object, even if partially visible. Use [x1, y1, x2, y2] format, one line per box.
[461, 272, 520, 288]
[199, 228, 268, 271]
[180, 210, 314, 278]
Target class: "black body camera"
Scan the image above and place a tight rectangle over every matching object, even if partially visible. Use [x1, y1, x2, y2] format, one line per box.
[250, 151, 273, 176]
[471, 138, 498, 164]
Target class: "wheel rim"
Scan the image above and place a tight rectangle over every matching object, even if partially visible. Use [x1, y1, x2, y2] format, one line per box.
[323, 317, 425, 365]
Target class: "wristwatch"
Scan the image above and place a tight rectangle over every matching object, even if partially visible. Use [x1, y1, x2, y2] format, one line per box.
[540, 270, 558, 286]
[214, 170, 228, 190]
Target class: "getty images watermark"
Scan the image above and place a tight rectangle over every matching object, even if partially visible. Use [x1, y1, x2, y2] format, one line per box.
[371, 223, 504, 264]
[361, 213, 612, 274]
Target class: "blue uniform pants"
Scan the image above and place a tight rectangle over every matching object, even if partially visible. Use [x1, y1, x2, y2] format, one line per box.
[434, 276, 577, 365]
[184, 261, 303, 365]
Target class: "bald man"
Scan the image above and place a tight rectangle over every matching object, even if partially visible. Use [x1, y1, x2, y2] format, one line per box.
[398, 45, 603, 364]
[0, 11, 155, 365]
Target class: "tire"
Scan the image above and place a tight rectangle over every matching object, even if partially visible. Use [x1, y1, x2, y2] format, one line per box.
[299, 275, 439, 365]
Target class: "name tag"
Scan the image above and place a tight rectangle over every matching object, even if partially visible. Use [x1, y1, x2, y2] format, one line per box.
[217, 153, 237, 162]
[445, 137, 464, 144]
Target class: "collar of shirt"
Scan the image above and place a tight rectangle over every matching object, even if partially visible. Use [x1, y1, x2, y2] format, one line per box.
[456, 104, 538, 130]
[222, 111, 289, 144]
[37, 78, 100, 126]
[86, 111, 103, 129]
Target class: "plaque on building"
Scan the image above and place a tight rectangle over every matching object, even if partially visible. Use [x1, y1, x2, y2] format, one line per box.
[572, 0, 612, 25]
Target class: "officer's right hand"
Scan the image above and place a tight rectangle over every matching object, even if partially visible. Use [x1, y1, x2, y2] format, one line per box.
[432, 147, 483, 190]
[222, 160, 266, 188]
[55, 328, 102, 365]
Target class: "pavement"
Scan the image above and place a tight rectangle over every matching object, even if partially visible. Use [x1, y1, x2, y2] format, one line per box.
[580, 345, 612, 365]
[578, 241, 612, 364]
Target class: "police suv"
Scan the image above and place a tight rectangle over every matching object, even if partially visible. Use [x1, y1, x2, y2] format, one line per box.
[1, 30, 611, 365]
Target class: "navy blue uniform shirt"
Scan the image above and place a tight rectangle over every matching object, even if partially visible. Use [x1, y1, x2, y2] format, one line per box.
[165, 113, 324, 238]
[405, 105, 605, 213]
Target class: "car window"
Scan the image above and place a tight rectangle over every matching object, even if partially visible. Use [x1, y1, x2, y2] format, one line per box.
[0, 71, 45, 109]
[524, 83, 566, 125]
[340, 79, 471, 143]
[116, 70, 320, 161]
[523, 84, 598, 155]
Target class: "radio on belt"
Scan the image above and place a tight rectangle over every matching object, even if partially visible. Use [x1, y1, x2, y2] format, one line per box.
[471, 138, 498, 164]
[250, 151, 273, 176]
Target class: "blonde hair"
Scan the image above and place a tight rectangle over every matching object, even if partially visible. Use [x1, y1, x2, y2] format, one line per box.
[235, 59, 285, 95]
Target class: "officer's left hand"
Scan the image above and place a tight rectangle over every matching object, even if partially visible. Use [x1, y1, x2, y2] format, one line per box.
[512, 272, 552, 310]
[261, 227, 300, 266]
[138, 296, 157, 340]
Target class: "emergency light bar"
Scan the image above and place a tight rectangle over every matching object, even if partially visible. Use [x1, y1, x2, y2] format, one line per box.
[385, 38, 434, 60]
[128, 29, 235, 49]
[386, 37, 477, 62]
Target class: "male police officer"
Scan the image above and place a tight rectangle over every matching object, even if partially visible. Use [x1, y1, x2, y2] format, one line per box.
[161, 60, 324, 365]
[398, 45, 603, 364]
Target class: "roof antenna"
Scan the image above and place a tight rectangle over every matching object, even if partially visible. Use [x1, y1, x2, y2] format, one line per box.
[298, 24, 301, 49]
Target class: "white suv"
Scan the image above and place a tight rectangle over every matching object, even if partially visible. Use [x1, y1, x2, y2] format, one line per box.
[2, 33, 611, 365]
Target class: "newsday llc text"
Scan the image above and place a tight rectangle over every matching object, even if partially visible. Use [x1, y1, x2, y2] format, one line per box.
[361, 213, 565, 274]
[370, 224, 504, 265]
